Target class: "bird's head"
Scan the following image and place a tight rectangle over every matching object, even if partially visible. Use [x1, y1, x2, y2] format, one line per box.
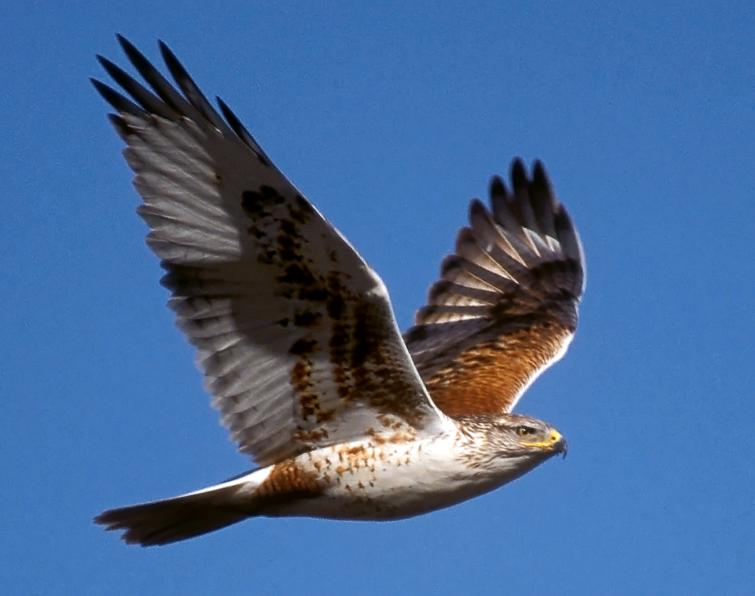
[457, 412, 567, 466]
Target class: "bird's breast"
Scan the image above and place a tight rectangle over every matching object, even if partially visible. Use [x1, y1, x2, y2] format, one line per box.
[256, 433, 527, 520]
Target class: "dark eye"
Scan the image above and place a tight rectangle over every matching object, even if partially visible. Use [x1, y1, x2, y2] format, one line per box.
[516, 426, 535, 436]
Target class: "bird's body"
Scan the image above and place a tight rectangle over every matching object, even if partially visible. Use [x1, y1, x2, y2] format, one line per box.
[106, 417, 564, 544]
[92, 36, 583, 546]
[265, 422, 561, 520]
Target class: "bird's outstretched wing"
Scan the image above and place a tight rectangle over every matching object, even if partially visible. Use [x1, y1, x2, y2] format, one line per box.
[93, 37, 445, 466]
[404, 160, 584, 418]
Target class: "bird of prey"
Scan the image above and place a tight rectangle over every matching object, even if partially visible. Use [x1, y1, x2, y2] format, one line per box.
[92, 36, 585, 547]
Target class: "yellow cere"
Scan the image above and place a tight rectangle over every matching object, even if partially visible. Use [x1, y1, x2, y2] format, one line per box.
[522, 430, 563, 449]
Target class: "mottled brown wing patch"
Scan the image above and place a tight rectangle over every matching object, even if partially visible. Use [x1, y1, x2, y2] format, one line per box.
[163, 170, 441, 464]
[274, 260, 435, 457]
[405, 159, 584, 416]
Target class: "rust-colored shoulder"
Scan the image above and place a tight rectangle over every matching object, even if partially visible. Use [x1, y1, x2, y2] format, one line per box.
[418, 323, 573, 417]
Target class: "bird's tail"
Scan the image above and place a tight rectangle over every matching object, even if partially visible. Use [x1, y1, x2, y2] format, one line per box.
[94, 470, 265, 546]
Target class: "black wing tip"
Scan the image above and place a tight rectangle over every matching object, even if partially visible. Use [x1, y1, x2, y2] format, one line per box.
[115, 33, 136, 52]
[531, 160, 551, 190]
[115, 34, 159, 79]
[216, 96, 240, 132]
[216, 96, 237, 126]
[96, 53, 130, 84]
[510, 157, 527, 183]
[158, 39, 186, 79]
[505, 157, 550, 189]
[494, 157, 560, 215]
[114, 35, 176, 73]
[489, 174, 509, 202]
[115, 34, 142, 63]
[157, 39, 172, 54]
[217, 95, 273, 166]
[468, 197, 487, 218]
[91, 78, 142, 116]
[95, 53, 111, 69]
[100, 37, 259, 150]
[90, 76, 106, 92]
[96, 55, 129, 89]
[532, 158, 546, 177]
[553, 203, 572, 229]
[489, 157, 583, 261]
[90, 77, 116, 103]
[114, 34, 154, 77]
[490, 157, 547, 208]
[531, 159, 555, 193]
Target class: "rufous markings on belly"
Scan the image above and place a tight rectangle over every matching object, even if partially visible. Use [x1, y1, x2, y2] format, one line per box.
[253, 459, 325, 512]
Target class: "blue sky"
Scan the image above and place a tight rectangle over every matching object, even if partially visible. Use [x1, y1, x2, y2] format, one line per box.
[2, 2, 753, 594]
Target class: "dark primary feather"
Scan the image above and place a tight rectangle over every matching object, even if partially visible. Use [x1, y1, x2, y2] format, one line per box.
[92, 36, 272, 164]
[116, 35, 197, 118]
[216, 96, 273, 165]
[158, 40, 229, 132]
[96, 55, 174, 119]
[404, 159, 585, 417]
[90, 77, 144, 117]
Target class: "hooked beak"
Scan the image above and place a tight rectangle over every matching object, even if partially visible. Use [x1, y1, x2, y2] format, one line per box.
[556, 435, 568, 459]
[523, 429, 568, 458]
[549, 429, 568, 459]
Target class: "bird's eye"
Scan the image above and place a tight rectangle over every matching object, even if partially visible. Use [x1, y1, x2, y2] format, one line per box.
[516, 426, 535, 436]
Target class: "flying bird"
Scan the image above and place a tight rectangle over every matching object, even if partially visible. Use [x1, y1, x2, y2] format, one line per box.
[92, 36, 585, 546]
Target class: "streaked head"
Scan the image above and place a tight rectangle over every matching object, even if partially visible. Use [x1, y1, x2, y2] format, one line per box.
[458, 412, 567, 460]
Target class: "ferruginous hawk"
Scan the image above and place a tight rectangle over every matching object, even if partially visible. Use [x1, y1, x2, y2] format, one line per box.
[92, 37, 585, 546]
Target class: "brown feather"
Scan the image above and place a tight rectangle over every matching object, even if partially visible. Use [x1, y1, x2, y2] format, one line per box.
[420, 323, 573, 416]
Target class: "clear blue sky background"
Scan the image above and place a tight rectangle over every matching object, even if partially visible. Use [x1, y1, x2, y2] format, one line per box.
[2, 2, 753, 594]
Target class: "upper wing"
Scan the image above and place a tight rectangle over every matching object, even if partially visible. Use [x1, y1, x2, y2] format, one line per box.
[404, 159, 584, 418]
[93, 37, 445, 466]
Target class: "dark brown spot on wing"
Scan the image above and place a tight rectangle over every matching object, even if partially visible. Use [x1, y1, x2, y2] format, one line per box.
[293, 426, 330, 443]
[239, 183, 434, 442]
[293, 310, 321, 327]
[348, 300, 428, 428]
[290, 357, 318, 421]
[289, 337, 317, 356]
[288, 338, 337, 425]
[241, 186, 286, 219]
[279, 263, 316, 286]
[289, 195, 315, 225]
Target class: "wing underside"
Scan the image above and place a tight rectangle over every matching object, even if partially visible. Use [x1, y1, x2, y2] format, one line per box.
[94, 37, 444, 466]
